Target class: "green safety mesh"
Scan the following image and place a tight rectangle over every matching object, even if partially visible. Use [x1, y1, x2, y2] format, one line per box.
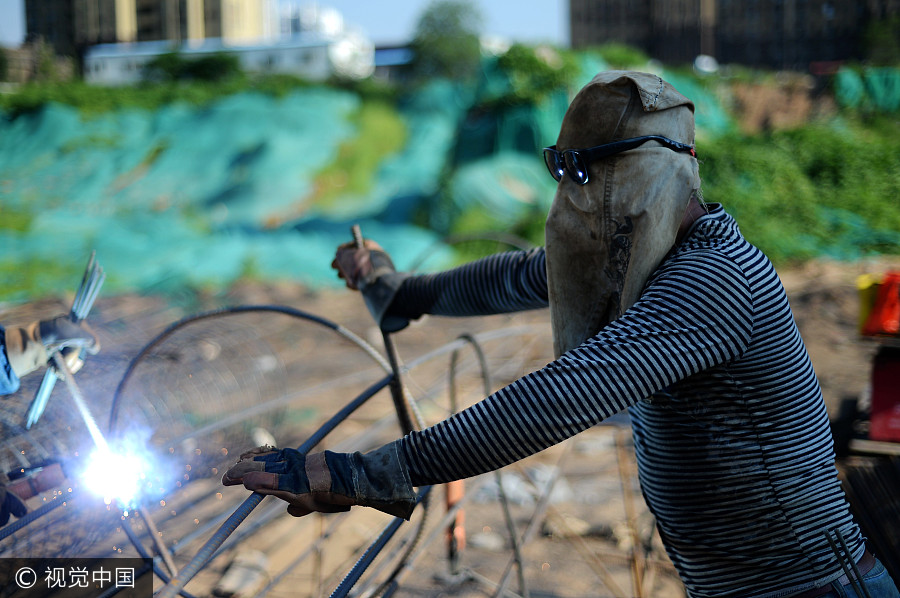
[1, 58, 897, 304]
[835, 67, 900, 112]
[660, 69, 735, 138]
[0, 84, 459, 301]
[444, 151, 557, 233]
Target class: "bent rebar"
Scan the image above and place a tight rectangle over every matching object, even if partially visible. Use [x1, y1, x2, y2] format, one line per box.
[155, 372, 394, 598]
[109, 304, 391, 433]
[329, 486, 433, 598]
[119, 305, 543, 596]
[452, 333, 530, 598]
[0, 491, 72, 543]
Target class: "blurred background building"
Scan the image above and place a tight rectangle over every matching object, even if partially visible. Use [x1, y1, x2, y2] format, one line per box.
[18, 0, 374, 84]
[9, 0, 900, 83]
[569, 0, 900, 71]
[24, 0, 282, 52]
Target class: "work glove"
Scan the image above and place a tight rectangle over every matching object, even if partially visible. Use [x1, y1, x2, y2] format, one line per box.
[4, 316, 100, 379]
[222, 442, 417, 520]
[0, 476, 28, 527]
[332, 239, 410, 332]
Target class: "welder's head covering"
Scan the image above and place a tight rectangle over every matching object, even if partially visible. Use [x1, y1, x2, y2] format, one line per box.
[545, 71, 700, 357]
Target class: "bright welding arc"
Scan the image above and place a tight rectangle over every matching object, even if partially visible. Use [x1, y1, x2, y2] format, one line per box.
[51, 352, 153, 506]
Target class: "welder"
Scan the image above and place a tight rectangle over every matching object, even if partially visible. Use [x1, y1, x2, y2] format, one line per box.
[224, 71, 899, 598]
[0, 314, 98, 527]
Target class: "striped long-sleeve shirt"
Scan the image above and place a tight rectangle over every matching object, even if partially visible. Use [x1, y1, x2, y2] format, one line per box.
[390, 204, 863, 598]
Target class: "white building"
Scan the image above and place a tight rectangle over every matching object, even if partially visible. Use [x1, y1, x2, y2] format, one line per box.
[83, 4, 374, 85]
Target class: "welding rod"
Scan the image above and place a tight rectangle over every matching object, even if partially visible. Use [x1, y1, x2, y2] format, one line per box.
[26, 372, 59, 430]
[71, 251, 105, 322]
[50, 352, 108, 452]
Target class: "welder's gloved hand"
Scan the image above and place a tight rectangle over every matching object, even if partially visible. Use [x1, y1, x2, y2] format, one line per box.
[4, 316, 100, 378]
[222, 443, 417, 520]
[331, 239, 410, 332]
[0, 481, 28, 527]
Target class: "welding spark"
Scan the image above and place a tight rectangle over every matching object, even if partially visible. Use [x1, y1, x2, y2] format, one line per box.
[82, 449, 149, 506]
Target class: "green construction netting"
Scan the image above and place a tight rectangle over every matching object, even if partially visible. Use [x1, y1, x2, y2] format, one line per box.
[660, 69, 734, 138]
[835, 67, 900, 112]
[1, 58, 897, 304]
[0, 83, 461, 302]
[320, 79, 467, 222]
[445, 151, 557, 232]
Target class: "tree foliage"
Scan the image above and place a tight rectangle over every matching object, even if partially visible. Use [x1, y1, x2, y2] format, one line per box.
[142, 51, 244, 83]
[864, 17, 900, 66]
[493, 44, 578, 106]
[409, 0, 483, 83]
[34, 39, 61, 81]
[595, 42, 651, 69]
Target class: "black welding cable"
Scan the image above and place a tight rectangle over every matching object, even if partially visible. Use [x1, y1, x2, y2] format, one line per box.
[107, 304, 390, 433]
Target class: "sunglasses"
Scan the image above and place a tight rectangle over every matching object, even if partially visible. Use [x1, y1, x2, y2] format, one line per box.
[542, 135, 697, 185]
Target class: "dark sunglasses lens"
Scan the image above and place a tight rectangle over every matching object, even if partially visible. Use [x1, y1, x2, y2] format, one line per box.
[543, 149, 564, 182]
[564, 152, 589, 184]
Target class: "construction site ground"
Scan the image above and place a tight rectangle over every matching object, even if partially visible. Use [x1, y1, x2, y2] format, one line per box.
[0, 255, 897, 598]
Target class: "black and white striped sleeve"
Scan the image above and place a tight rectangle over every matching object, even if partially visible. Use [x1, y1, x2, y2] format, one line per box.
[398, 249, 753, 485]
[386, 247, 549, 321]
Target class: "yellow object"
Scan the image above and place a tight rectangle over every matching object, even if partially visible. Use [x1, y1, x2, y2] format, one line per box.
[857, 274, 881, 335]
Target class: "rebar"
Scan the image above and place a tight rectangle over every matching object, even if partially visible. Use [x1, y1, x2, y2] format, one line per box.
[118, 508, 198, 598]
[155, 373, 394, 598]
[329, 486, 432, 598]
[139, 505, 178, 578]
[452, 333, 530, 598]
[108, 304, 391, 433]
[107, 301, 542, 596]
[0, 491, 72, 543]
[493, 443, 570, 598]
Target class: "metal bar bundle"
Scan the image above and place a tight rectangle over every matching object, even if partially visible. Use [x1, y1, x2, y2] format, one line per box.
[25, 252, 105, 429]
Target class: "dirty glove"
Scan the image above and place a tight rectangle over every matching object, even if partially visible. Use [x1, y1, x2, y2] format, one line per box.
[0, 477, 28, 527]
[332, 239, 410, 332]
[222, 442, 416, 519]
[4, 316, 100, 379]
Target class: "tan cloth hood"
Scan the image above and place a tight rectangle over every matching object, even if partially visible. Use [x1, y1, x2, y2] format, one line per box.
[545, 71, 701, 357]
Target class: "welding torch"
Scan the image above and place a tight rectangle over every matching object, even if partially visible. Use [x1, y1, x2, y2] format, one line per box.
[25, 252, 105, 429]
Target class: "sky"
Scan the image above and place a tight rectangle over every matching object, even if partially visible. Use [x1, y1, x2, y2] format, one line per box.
[0, 0, 568, 48]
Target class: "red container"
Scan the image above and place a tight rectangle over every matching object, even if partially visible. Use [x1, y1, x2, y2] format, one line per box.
[869, 346, 900, 442]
